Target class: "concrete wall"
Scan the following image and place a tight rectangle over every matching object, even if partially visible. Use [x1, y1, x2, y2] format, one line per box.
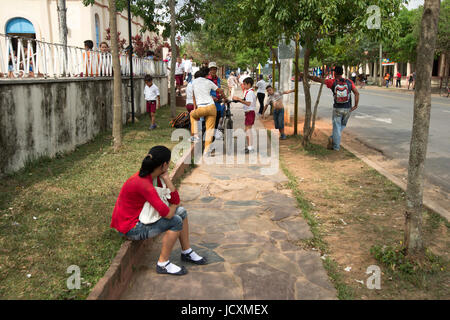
[0, 75, 168, 175]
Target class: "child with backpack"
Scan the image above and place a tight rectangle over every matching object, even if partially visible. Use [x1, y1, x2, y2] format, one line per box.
[304, 66, 359, 151]
[144, 75, 161, 130]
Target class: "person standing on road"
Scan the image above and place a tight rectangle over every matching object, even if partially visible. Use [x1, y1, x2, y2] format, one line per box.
[408, 73, 414, 90]
[256, 75, 267, 116]
[304, 66, 359, 151]
[412, 71, 417, 90]
[384, 73, 390, 88]
[396, 71, 402, 88]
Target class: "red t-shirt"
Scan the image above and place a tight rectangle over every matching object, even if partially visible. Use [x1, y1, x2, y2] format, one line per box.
[110, 172, 180, 234]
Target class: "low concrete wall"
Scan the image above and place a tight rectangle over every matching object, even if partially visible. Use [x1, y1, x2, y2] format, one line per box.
[0, 75, 168, 175]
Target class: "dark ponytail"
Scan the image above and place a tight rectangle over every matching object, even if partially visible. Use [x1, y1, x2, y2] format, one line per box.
[139, 145, 171, 177]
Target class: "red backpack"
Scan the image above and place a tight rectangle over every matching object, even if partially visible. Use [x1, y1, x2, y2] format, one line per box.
[333, 79, 351, 104]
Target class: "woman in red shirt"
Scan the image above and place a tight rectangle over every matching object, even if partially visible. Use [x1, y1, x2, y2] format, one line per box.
[111, 146, 207, 276]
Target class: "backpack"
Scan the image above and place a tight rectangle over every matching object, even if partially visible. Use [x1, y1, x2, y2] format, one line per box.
[333, 79, 351, 104]
[170, 111, 191, 129]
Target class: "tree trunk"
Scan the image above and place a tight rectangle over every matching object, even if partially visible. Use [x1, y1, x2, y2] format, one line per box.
[109, 0, 123, 152]
[307, 82, 324, 142]
[57, 0, 68, 75]
[169, 0, 177, 118]
[404, 0, 440, 255]
[302, 44, 312, 147]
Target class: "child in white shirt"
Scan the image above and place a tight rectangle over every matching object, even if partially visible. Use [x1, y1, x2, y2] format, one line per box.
[144, 75, 161, 130]
[233, 77, 256, 153]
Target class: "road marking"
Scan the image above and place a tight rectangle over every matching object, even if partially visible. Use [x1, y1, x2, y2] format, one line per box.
[354, 112, 392, 124]
[362, 90, 450, 106]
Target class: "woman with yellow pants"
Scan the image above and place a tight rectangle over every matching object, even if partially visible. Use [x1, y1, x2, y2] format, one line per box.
[190, 67, 225, 155]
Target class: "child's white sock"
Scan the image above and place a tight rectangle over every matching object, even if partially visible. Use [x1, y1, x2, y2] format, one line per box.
[182, 248, 203, 261]
[247, 145, 254, 151]
[157, 260, 182, 273]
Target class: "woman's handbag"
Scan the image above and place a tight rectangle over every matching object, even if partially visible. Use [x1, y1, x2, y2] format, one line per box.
[139, 178, 171, 224]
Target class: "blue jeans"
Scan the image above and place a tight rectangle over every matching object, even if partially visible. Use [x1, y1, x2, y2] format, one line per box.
[331, 108, 351, 151]
[273, 108, 284, 129]
[186, 73, 192, 83]
[122, 206, 187, 241]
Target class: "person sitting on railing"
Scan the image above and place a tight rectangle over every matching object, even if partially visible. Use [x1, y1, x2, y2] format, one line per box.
[82, 40, 94, 77]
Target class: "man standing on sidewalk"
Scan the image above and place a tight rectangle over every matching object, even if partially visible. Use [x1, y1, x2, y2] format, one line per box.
[304, 66, 359, 151]
[396, 71, 402, 88]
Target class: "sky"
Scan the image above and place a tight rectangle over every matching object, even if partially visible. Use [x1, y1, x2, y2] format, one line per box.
[406, 0, 424, 9]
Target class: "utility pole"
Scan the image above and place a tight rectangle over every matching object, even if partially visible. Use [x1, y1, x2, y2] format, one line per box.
[127, 0, 135, 123]
[379, 43, 383, 86]
[169, 0, 177, 118]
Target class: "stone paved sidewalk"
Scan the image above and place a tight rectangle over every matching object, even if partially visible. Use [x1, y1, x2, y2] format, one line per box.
[120, 95, 337, 300]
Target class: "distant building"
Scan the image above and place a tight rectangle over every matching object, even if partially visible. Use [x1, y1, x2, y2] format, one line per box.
[0, 0, 167, 57]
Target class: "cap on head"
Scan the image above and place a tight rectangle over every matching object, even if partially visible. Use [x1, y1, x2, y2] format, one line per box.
[208, 61, 218, 69]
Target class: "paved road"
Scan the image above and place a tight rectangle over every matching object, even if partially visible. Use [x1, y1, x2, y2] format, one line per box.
[289, 83, 450, 197]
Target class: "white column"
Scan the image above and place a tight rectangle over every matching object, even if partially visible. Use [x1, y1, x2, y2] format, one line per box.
[280, 58, 293, 124]
[407, 62, 411, 76]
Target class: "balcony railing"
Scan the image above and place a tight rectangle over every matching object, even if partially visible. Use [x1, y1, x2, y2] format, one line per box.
[0, 33, 167, 79]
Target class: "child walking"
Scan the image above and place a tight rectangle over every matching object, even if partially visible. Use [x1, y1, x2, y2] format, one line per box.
[144, 75, 161, 130]
[262, 86, 295, 140]
[233, 77, 256, 153]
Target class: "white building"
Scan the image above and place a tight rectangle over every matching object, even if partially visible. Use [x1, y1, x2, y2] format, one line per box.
[0, 0, 166, 53]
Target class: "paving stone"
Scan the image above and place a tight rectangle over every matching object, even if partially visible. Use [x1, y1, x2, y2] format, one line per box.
[290, 250, 337, 293]
[223, 231, 271, 245]
[279, 240, 300, 252]
[268, 231, 288, 240]
[189, 262, 227, 273]
[239, 216, 282, 234]
[178, 185, 201, 202]
[277, 218, 313, 240]
[170, 244, 224, 266]
[200, 196, 216, 203]
[212, 175, 231, 180]
[198, 242, 220, 250]
[183, 171, 213, 184]
[225, 200, 261, 206]
[259, 252, 303, 277]
[123, 270, 242, 300]
[295, 278, 337, 300]
[208, 222, 240, 234]
[221, 246, 263, 264]
[232, 262, 296, 300]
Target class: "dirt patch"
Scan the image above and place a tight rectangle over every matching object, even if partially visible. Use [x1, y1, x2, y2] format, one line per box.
[261, 115, 449, 300]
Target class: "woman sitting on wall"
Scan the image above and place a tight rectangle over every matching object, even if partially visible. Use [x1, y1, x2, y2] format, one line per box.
[110, 145, 207, 276]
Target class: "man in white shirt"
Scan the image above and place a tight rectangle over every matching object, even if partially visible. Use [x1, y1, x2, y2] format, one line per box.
[175, 56, 185, 96]
[190, 67, 225, 155]
[255, 75, 267, 116]
[183, 54, 193, 83]
[227, 71, 238, 98]
[233, 77, 256, 153]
